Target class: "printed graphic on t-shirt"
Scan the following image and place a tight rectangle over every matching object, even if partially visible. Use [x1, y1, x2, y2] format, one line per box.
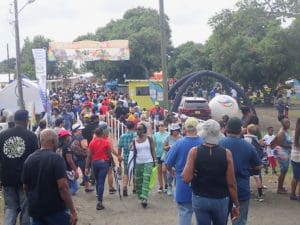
[3, 136, 25, 158]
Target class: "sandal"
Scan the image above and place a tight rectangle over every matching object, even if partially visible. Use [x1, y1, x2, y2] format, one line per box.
[277, 187, 288, 194]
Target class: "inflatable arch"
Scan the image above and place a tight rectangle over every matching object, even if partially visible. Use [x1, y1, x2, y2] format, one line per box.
[168, 70, 256, 115]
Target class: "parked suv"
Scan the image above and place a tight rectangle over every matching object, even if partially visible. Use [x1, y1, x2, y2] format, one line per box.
[178, 97, 211, 120]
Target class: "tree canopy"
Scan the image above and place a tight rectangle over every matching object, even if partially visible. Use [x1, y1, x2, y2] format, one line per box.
[1, 1, 300, 90]
[76, 7, 172, 80]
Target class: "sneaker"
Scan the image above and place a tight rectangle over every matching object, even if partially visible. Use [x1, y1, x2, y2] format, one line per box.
[109, 188, 117, 194]
[96, 202, 104, 210]
[141, 199, 148, 208]
[290, 195, 298, 200]
[80, 182, 85, 186]
[85, 188, 94, 193]
[158, 187, 163, 193]
[164, 185, 168, 193]
[123, 189, 128, 197]
[255, 196, 264, 202]
[277, 188, 288, 194]
[167, 186, 172, 196]
[133, 189, 137, 194]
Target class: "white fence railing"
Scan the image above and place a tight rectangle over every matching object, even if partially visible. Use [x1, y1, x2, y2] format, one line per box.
[106, 112, 126, 144]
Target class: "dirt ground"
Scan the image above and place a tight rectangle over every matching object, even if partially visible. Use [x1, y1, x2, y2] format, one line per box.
[73, 107, 300, 225]
[1, 107, 300, 225]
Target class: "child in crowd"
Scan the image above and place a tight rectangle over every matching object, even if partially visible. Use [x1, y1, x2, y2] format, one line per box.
[263, 126, 278, 175]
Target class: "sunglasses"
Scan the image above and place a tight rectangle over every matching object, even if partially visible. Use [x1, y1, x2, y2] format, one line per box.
[137, 128, 144, 131]
[158, 124, 164, 127]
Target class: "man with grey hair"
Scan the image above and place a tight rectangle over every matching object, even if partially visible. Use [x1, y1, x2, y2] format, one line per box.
[165, 117, 203, 225]
[0, 109, 39, 225]
[22, 129, 77, 225]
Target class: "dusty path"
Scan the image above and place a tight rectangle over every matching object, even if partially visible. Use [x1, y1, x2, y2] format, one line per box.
[74, 107, 300, 225]
[73, 173, 300, 225]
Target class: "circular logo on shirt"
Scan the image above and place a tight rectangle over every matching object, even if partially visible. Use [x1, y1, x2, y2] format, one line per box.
[3, 136, 26, 158]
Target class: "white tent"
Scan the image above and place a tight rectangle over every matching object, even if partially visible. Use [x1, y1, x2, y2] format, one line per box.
[0, 78, 45, 114]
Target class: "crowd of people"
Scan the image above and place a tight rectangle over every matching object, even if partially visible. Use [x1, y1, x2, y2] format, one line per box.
[0, 79, 299, 225]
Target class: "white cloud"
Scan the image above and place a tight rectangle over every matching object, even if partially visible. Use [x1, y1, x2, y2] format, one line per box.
[0, 0, 237, 61]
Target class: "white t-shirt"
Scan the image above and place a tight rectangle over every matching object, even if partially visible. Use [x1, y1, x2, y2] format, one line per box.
[286, 89, 292, 98]
[231, 89, 237, 98]
[263, 134, 275, 157]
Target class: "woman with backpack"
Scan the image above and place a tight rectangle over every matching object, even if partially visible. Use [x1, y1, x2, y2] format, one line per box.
[58, 129, 79, 196]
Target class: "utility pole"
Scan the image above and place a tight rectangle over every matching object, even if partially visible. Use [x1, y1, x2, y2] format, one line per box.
[7, 43, 11, 82]
[159, 0, 169, 111]
[14, 0, 25, 109]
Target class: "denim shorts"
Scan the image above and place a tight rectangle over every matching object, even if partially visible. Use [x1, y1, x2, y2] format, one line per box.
[292, 161, 300, 181]
[157, 157, 164, 164]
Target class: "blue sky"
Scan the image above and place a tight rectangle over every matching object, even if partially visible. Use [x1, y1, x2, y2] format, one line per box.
[0, 0, 237, 61]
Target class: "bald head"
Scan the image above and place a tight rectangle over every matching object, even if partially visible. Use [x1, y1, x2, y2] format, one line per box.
[40, 129, 59, 151]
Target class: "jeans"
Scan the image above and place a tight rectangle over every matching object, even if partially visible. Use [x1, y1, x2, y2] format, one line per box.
[232, 199, 249, 225]
[75, 157, 89, 183]
[3, 186, 30, 225]
[192, 194, 229, 225]
[31, 210, 70, 225]
[67, 178, 79, 196]
[177, 202, 193, 225]
[92, 160, 110, 202]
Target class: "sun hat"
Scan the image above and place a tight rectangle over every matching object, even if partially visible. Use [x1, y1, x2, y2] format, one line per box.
[72, 123, 85, 131]
[58, 129, 72, 137]
[170, 123, 181, 131]
[198, 119, 221, 145]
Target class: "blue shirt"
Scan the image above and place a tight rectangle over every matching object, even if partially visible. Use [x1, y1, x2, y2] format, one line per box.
[153, 131, 169, 157]
[219, 136, 262, 201]
[165, 136, 203, 203]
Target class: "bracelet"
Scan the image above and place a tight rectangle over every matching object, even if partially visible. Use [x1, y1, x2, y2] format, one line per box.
[232, 204, 240, 209]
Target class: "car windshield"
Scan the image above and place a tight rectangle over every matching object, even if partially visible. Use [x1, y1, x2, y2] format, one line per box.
[185, 100, 207, 108]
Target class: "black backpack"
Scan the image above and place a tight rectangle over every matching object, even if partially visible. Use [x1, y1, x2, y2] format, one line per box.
[251, 137, 264, 159]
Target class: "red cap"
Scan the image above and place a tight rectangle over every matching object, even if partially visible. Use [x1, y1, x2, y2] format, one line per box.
[58, 129, 71, 137]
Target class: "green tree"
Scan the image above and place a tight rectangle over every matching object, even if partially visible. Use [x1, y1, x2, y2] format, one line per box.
[76, 7, 172, 80]
[20, 35, 58, 79]
[207, 1, 293, 89]
[168, 42, 212, 78]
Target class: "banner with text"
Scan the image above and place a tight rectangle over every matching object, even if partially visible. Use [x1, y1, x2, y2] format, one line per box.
[32, 48, 48, 112]
[48, 40, 130, 62]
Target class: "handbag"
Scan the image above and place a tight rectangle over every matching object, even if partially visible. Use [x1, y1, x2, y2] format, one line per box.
[149, 166, 158, 190]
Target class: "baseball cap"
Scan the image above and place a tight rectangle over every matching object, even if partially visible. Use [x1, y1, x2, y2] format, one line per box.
[14, 109, 29, 121]
[184, 117, 199, 129]
[99, 121, 110, 131]
[226, 117, 242, 134]
[72, 123, 85, 131]
[58, 129, 72, 137]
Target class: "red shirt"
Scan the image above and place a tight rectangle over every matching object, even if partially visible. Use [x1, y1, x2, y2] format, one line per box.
[88, 136, 110, 161]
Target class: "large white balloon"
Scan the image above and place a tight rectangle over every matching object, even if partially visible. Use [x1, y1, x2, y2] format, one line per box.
[209, 95, 241, 121]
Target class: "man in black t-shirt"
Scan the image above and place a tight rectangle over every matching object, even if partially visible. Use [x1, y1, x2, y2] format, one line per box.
[22, 129, 77, 225]
[0, 109, 39, 225]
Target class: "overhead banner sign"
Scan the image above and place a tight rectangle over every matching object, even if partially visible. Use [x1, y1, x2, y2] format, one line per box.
[32, 48, 48, 112]
[48, 40, 130, 62]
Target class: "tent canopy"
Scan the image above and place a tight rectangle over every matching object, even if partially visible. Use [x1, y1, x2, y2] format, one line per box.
[0, 78, 45, 114]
